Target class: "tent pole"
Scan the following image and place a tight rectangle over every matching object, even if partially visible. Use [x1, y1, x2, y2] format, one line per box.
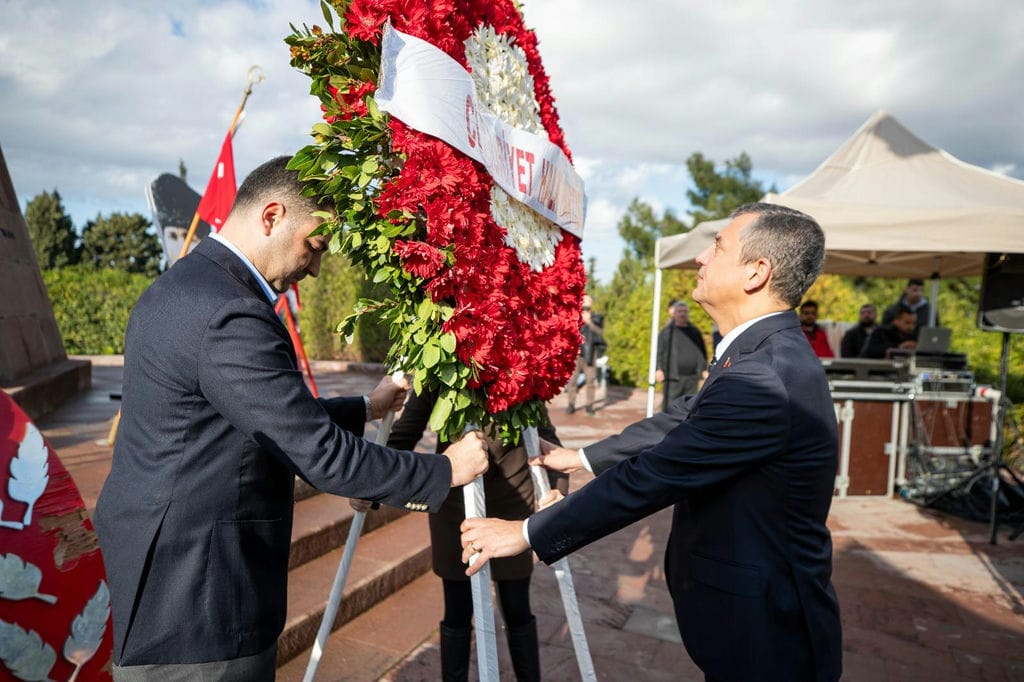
[928, 270, 940, 326]
[647, 252, 662, 418]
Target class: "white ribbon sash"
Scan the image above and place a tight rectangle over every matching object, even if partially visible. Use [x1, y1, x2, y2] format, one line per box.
[375, 22, 586, 238]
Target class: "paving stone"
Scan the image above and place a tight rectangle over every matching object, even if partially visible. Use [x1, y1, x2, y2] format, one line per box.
[37, 357, 1024, 680]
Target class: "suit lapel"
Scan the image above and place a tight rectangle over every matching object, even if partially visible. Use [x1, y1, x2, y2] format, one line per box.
[698, 311, 800, 394]
[191, 239, 299, 365]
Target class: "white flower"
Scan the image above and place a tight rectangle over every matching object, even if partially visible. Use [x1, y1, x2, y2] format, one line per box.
[465, 25, 563, 272]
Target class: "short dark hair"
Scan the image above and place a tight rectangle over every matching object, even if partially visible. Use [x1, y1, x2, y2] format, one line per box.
[229, 155, 321, 220]
[894, 305, 916, 318]
[907, 278, 924, 287]
[860, 303, 876, 311]
[799, 300, 818, 312]
[731, 202, 826, 307]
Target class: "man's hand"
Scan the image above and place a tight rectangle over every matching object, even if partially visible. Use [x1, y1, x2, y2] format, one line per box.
[538, 489, 564, 509]
[367, 374, 409, 420]
[654, 369, 665, 383]
[536, 439, 584, 474]
[460, 517, 530, 576]
[446, 430, 488, 486]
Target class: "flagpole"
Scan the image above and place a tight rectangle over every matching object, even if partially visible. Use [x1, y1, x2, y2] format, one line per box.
[108, 66, 264, 450]
[177, 65, 265, 260]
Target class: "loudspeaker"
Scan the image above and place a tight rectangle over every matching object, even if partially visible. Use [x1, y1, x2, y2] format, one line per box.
[978, 253, 1024, 332]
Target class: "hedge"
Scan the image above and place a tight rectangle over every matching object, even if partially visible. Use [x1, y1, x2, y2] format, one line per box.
[43, 266, 154, 355]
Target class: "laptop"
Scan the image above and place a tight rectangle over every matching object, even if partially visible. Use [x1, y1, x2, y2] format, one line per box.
[916, 326, 952, 354]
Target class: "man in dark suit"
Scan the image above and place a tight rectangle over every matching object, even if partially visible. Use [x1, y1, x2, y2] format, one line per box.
[462, 203, 842, 681]
[94, 156, 487, 680]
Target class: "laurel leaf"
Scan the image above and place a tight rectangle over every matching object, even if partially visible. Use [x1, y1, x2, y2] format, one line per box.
[0, 619, 56, 681]
[0, 554, 57, 604]
[62, 580, 109, 670]
[7, 424, 49, 526]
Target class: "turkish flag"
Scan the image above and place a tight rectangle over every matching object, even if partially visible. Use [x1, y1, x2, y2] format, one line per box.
[196, 132, 236, 231]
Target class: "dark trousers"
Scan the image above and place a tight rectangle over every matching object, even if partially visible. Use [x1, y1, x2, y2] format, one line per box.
[112, 643, 277, 681]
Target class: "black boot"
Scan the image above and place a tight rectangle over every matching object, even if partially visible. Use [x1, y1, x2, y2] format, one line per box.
[506, 616, 541, 681]
[439, 622, 472, 682]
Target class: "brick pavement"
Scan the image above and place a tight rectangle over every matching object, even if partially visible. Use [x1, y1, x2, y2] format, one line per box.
[36, 357, 1024, 680]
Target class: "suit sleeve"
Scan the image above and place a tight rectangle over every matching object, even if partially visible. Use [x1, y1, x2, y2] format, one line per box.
[655, 326, 668, 372]
[584, 394, 695, 473]
[530, 366, 789, 564]
[862, 327, 887, 358]
[198, 298, 451, 511]
[319, 396, 366, 437]
[689, 326, 708, 361]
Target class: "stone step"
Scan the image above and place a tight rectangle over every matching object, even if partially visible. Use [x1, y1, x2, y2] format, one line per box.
[278, 509, 433, 666]
[276, 571, 445, 681]
[290, 492, 408, 570]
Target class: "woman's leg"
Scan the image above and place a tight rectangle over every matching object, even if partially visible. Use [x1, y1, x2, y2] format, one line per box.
[497, 578, 540, 681]
[440, 579, 473, 682]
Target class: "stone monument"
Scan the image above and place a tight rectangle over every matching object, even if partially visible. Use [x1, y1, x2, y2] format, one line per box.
[0, 144, 90, 418]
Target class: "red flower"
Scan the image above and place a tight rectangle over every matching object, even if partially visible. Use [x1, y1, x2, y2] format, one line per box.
[314, 0, 587, 432]
[393, 240, 446, 279]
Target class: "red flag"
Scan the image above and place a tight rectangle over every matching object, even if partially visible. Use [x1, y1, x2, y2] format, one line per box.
[196, 132, 236, 231]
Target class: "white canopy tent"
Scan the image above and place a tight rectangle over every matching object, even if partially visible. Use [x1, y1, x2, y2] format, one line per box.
[646, 110, 1024, 414]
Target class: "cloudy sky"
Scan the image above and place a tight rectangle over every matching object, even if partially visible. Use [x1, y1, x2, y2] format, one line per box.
[2, 0, 1022, 282]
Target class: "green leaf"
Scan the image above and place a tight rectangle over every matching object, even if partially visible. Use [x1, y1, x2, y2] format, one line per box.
[439, 333, 457, 353]
[366, 95, 382, 122]
[422, 343, 441, 368]
[428, 395, 454, 432]
[312, 122, 334, 138]
[417, 297, 435, 320]
[329, 231, 343, 254]
[361, 157, 379, 174]
[454, 389, 472, 410]
[439, 363, 457, 386]
[319, 0, 334, 30]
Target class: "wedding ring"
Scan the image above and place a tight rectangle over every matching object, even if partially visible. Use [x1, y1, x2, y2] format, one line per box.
[471, 543, 481, 553]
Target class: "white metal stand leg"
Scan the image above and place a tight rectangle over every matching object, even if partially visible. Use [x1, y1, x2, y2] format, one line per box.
[304, 377, 401, 681]
[463, 425, 499, 680]
[522, 426, 597, 681]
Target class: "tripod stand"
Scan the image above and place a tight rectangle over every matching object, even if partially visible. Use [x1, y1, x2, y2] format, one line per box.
[986, 331, 1024, 544]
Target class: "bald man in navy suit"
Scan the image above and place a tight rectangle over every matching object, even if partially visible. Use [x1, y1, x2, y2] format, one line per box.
[463, 203, 842, 681]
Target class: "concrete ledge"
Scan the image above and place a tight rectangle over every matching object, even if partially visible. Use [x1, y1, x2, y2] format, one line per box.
[3, 357, 92, 421]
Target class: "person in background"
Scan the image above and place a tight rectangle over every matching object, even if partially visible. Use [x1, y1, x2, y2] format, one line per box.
[565, 294, 606, 415]
[799, 299, 835, 358]
[863, 305, 918, 358]
[840, 303, 877, 358]
[882, 278, 938, 332]
[655, 299, 708, 410]
[382, 388, 568, 681]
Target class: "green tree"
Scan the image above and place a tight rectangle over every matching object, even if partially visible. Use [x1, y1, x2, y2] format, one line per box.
[25, 189, 79, 269]
[80, 212, 163, 277]
[296, 250, 391, 361]
[685, 151, 774, 224]
[43, 265, 154, 354]
[599, 151, 773, 387]
[597, 199, 691, 385]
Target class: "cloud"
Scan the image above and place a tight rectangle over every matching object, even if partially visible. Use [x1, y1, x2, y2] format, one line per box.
[1, 0, 1021, 286]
